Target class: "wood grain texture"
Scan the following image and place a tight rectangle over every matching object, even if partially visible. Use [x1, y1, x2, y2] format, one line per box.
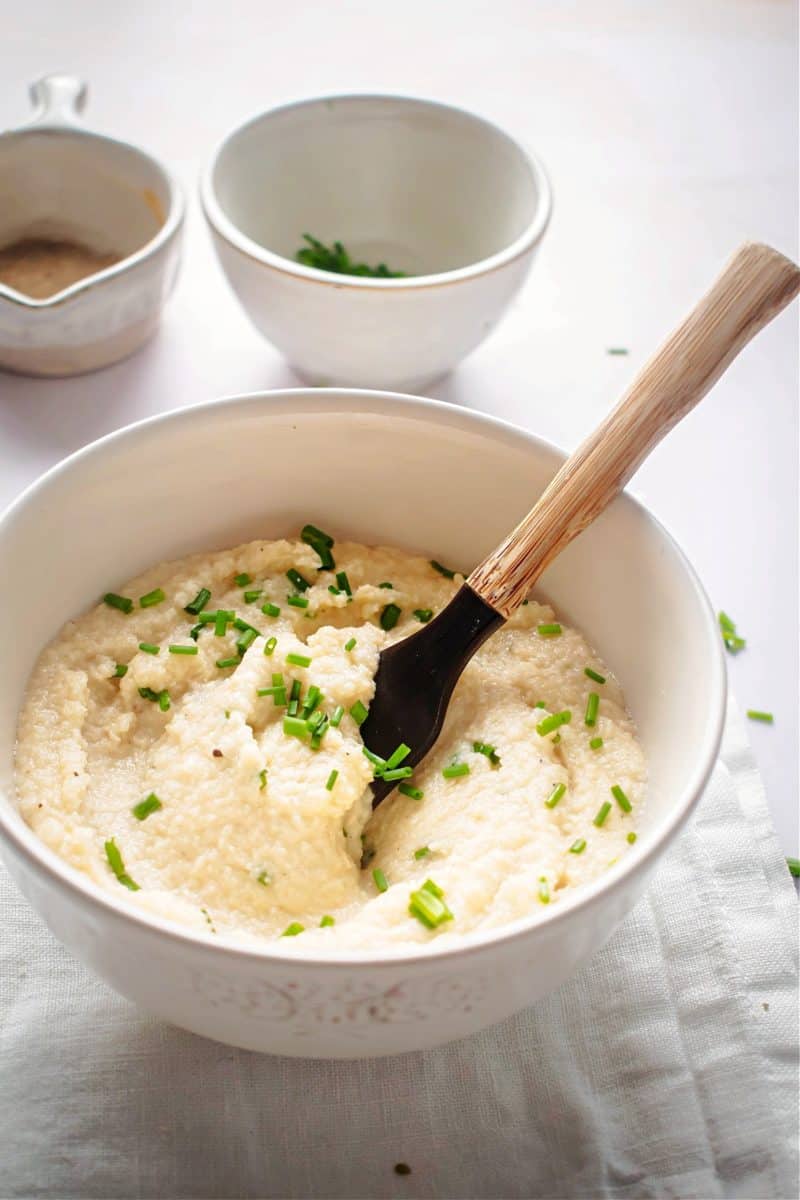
[468, 242, 800, 618]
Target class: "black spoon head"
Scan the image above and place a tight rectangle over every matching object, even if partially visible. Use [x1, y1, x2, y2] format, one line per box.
[360, 584, 504, 807]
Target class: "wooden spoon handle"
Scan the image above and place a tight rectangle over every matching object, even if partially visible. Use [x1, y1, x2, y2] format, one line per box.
[468, 241, 800, 618]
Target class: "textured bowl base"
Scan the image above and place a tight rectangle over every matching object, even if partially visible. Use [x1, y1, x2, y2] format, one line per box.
[0, 313, 160, 377]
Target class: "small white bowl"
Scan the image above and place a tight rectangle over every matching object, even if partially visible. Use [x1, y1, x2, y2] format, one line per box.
[201, 95, 551, 391]
[0, 75, 184, 376]
[0, 390, 725, 1058]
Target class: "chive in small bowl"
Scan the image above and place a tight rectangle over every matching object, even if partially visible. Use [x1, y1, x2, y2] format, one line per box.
[201, 94, 551, 391]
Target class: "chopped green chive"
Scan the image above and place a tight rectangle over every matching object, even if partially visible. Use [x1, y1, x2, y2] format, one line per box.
[233, 616, 260, 634]
[611, 784, 632, 813]
[138, 686, 160, 702]
[325, 769, 339, 791]
[243, 589, 262, 604]
[320, 914, 335, 927]
[747, 710, 774, 723]
[296, 234, 405, 278]
[626, 831, 637, 845]
[399, 783, 424, 800]
[258, 768, 268, 790]
[168, 644, 198, 655]
[302, 685, 321, 717]
[584, 667, 606, 684]
[589, 736, 604, 750]
[385, 743, 411, 770]
[214, 610, 232, 636]
[287, 652, 312, 668]
[330, 705, 345, 728]
[381, 767, 414, 781]
[569, 838, 587, 854]
[607, 347, 629, 355]
[473, 741, 501, 767]
[335, 570, 352, 596]
[786, 857, 800, 878]
[158, 690, 170, 712]
[534, 701, 546, 709]
[236, 627, 258, 653]
[718, 610, 746, 653]
[301, 523, 336, 570]
[545, 782, 566, 809]
[235, 573, 251, 587]
[281, 922, 304, 937]
[286, 568, 310, 593]
[373, 868, 389, 893]
[413, 608, 433, 623]
[216, 656, 239, 669]
[112, 663, 128, 678]
[132, 793, 162, 821]
[283, 715, 309, 739]
[414, 846, 430, 859]
[594, 801, 612, 827]
[196, 611, 218, 623]
[104, 838, 139, 890]
[430, 560, 456, 579]
[288, 679, 302, 716]
[344, 638, 357, 653]
[287, 594, 309, 609]
[378, 581, 393, 589]
[442, 762, 470, 779]
[138, 642, 160, 655]
[585, 692, 600, 727]
[261, 602, 281, 618]
[380, 603, 402, 631]
[184, 588, 211, 615]
[264, 636, 277, 656]
[256, 868, 271, 886]
[350, 700, 368, 726]
[189, 623, 204, 641]
[536, 711, 572, 737]
[139, 588, 165, 608]
[103, 592, 133, 614]
[537, 623, 562, 637]
[538, 876, 550, 904]
[409, 879, 453, 928]
[328, 584, 341, 595]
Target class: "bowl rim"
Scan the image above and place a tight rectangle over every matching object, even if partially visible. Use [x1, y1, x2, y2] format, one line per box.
[0, 125, 185, 310]
[200, 92, 552, 291]
[0, 388, 727, 968]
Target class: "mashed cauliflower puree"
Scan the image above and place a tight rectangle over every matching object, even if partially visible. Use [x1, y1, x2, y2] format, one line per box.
[15, 533, 645, 951]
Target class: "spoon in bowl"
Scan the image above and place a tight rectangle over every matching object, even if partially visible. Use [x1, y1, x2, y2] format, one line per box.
[361, 241, 800, 807]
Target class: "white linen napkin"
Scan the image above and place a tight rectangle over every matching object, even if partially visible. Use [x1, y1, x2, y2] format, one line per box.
[1, 698, 797, 1200]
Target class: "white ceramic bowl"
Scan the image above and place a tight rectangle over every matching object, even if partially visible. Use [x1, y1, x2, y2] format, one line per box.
[0, 75, 184, 376]
[0, 390, 725, 1058]
[201, 95, 551, 391]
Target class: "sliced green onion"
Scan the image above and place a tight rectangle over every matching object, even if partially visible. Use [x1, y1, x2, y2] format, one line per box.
[627, 831, 637, 845]
[132, 793, 162, 821]
[413, 608, 433, 623]
[473, 741, 501, 767]
[378, 581, 393, 589]
[281, 922, 304, 936]
[214, 610, 231, 636]
[584, 692, 600, 727]
[381, 767, 414, 781]
[189, 623, 204, 642]
[196, 611, 218, 623]
[569, 838, 587, 854]
[287, 594, 309, 609]
[611, 784, 632, 813]
[325, 769, 338, 791]
[255, 868, 271, 886]
[244, 589, 262, 604]
[607, 347, 629, 355]
[584, 667, 606, 684]
[350, 700, 368, 726]
[138, 686, 160, 702]
[746, 710, 774, 723]
[259, 769, 267, 790]
[380, 603, 402, 631]
[594, 801, 612, 827]
[139, 588, 165, 609]
[236, 628, 258, 654]
[158, 690, 170, 712]
[414, 846, 430, 860]
[335, 570, 352, 596]
[786, 857, 800, 878]
[408, 879, 453, 928]
[287, 652, 311, 668]
[301, 523, 335, 569]
[169, 644, 198, 655]
[264, 636, 277, 656]
[545, 782, 566, 809]
[288, 679, 302, 716]
[718, 610, 746, 654]
[320, 914, 335, 927]
[430, 560, 455, 579]
[534, 701, 546, 709]
[234, 573, 251, 587]
[344, 637, 357, 652]
[385, 743, 411, 770]
[538, 876, 550, 904]
[261, 601, 280, 617]
[589, 736, 604, 750]
[286, 568, 310, 593]
[442, 762, 470, 779]
[330, 705, 344, 728]
[104, 838, 139, 890]
[283, 715, 309, 739]
[536, 711, 572, 737]
[373, 868, 389, 893]
[216, 656, 239, 669]
[103, 592, 133, 614]
[306, 710, 325, 733]
[537, 623, 562, 637]
[112, 663, 128, 678]
[302, 685, 321, 716]
[328, 584, 341, 595]
[310, 717, 329, 750]
[399, 783, 424, 800]
[184, 588, 211, 615]
[138, 642, 160, 655]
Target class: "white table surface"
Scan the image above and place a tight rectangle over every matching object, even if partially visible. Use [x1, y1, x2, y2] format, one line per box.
[1, 0, 797, 855]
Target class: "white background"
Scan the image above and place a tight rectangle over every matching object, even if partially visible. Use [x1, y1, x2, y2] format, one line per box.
[0, 0, 797, 853]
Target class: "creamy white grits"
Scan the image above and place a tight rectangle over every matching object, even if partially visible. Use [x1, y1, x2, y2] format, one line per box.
[15, 536, 646, 951]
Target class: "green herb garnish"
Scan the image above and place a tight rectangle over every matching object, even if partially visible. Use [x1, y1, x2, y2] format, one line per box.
[103, 592, 133, 614]
[627, 831, 637, 845]
[287, 594, 309, 609]
[281, 922, 304, 937]
[264, 636, 277, 656]
[139, 588, 165, 608]
[286, 568, 310, 593]
[718, 611, 746, 654]
[413, 608, 433, 623]
[132, 793, 162, 821]
[301, 523, 335, 570]
[330, 705, 345, 728]
[325, 769, 339, 791]
[538, 876, 551, 904]
[216, 656, 239, 669]
[350, 700, 368, 726]
[430, 560, 456, 579]
[283, 715, 309, 739]
[380, 603, 402, 631]
[584, 667, 606, 684]
[473, 740, 501, 767]
[138, 642, 160, 655]
[104, 838, 139, 890]
[244, 589, 262, 604]
[594, 801, 612, 827]
[747, 710, 774, 723]
[169, 644, 198, 655]
[320, 914, 335, 927]
[607, 347, 629, 355]
[786, 857, 800, 878]
[611, 784, 632, 813]
[112, 663, 128, 678]
[184, 588, 211, 615]
[296, 233, 405, 278]
[442, 762, 469, 779]
[259, 769, 268, 790]
[373, 868, 389, 893]
[414, 847, 430, 860]
[536, 711, 572, 737]
[409, 879, 452, 929]
[589, 736, 604, 750]
[235, 573, 251, 587]
[537, 623, 562, 637]
[335, 570, 352, 596]
[158, 690, 170, 712]
[344, 637, 357, 652]
[569, 838, 587, 854]
[584, 692, 600, 727]
[287, 652, 312, 668]
[545, 782, 566, 809]
[399, 783, 424, 800]
[262, 601, 281, 617]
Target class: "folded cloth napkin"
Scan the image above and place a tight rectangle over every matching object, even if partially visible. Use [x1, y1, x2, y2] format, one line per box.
[1, 699, 797, 1200]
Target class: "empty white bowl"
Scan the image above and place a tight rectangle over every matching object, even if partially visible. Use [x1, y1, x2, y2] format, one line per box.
[201, 95, 551, 390]
[0, 75, 184, 376]
[0, 390, 725, 1058]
